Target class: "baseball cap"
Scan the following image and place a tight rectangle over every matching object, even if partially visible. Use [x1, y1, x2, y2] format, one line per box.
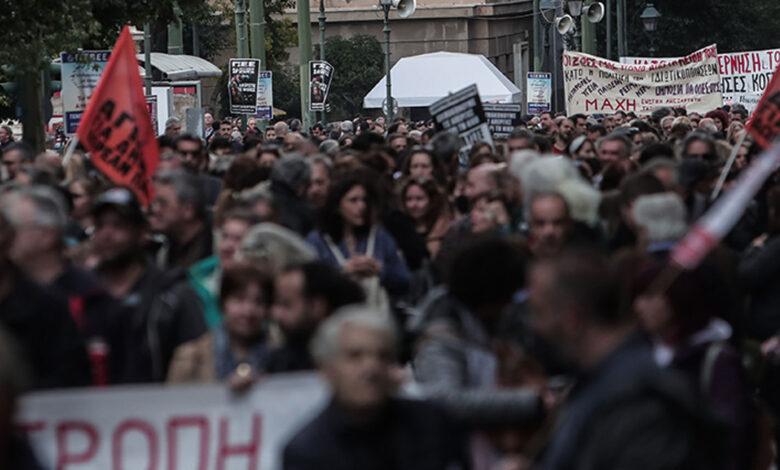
[92, 187, 147, 226]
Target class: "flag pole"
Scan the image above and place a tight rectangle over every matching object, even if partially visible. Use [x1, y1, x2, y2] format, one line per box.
[711, 131, 748, 201]
[61, 136, 80, 168]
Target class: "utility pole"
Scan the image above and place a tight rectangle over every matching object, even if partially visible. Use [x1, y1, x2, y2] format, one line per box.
[168, 3, 184, 55]
[144, 23, 153, 95]
[235, 0, 249, 58]
[533, 0, 542, 71]
[298, 0, 313, 131]
[318, 0, 327, 125]
[580, 0, 596, 54]
[606, 0, 612, 59]
[381, 2, 393, 123]
[616, 0, 625, 58]
[249, 0, 267, 130]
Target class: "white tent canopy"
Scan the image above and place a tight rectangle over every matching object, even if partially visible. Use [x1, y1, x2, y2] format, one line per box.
[363, 51, 521, 109]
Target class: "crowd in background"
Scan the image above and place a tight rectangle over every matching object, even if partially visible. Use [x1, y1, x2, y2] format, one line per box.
[0, 100, 779, 469]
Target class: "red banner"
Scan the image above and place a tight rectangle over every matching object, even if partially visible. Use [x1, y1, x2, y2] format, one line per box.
[747, 63, 780, 148]
[76, 26, 159, 206]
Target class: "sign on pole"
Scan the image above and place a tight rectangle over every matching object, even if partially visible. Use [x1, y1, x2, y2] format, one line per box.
[309, 61, 334, 112]
[622, 47, 780, 111]
[564, 44, 723, 115]
[60, 51, 111, 136]
[526, 72, 552, 115]
[228, 59, 261, 115]
[483, 103, 524, 139]
[18, 374, 328, 470]
[429, 84, 493, 167]
[255, 71, 273, 120]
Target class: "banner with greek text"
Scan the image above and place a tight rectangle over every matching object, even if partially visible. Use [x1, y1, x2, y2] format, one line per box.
[483, 103, 524, 139]
[17, 373, 328, 470]
[622, 47, 780, 112]
[563, 45, 722, 115]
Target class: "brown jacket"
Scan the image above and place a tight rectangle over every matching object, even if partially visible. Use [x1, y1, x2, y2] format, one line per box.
[426, 215, 454, 259]
[166, 333, 217, 384]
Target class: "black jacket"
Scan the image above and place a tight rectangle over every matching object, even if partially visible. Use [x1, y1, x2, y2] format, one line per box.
[738, 235, 780, 340]
[283, 397, 469, 470]
[0, 267, 90, 389]
[270, 181, 317, 237]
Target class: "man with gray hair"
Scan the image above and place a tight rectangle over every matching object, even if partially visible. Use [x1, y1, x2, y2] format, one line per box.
[164, 116, 182, 138]
[270, 154, 316, 236]
[150, 170, 213, 270]
[283, 306, 469, 470]
[632, 192, 688, 253]
[2, 185, 123, 382]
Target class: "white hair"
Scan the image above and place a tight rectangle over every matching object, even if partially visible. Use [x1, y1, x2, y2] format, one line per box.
[557, 178, 602, 227]
[508, 150, 539, 182]
[632, 192, 688, 244]
[2, 185, 68, 235]
[238, 222, 316, 271]
[310, 305, 397, 363]
[521, 156, 581, 205]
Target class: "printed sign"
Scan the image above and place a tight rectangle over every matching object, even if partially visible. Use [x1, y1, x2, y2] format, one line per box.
[228, 59, 261, 115]
[483, 103, 524, 139]
[18, 374, 328, 470]
[60, 50, 111, 135]
[564, 44, 723, 115]
[527, 72, 552, 114]
[255, 71, 273, 119]
[309, 61, 334, 112]
[622, 47, 780, 111]
[429, 84, 494, 167]
[145, 95, 158, 135]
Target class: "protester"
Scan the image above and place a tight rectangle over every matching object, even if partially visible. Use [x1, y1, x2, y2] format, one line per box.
[269, 154, 317, 237]
[283, 306, 470, 470]
[399, 177, 453, 259]
[1, 142, 34, 182]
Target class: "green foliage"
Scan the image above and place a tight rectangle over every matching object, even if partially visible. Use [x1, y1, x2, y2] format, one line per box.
[606, 0, 780, 57]
[313, 35, 384, 120]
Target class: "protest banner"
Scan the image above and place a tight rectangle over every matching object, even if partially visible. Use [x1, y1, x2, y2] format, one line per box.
[255, 71, 273, 120]
[526, 72, 552, 114]
[622, 47, 780, 111]
[746, 63, 780, 149]
[17, 373, 328, 470]
[228, 59, 261, 115]
[563, 44, 722, 115]
[483, 103, 524, 139]
[60, 50, 110, 135]
[309, 61, 334, 112]
[76, 26, 159, 207]
[429, 84, 493, 167]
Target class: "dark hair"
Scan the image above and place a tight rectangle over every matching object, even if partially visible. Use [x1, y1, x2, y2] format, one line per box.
[509, 128, 535, 141]
[533, 135, 552, 153]
[243, 134, 262, 152]
[291, 261, 365, 312]
[223, 156, 259, 192]
[401, 146, 447, 187]
[587, 124, 607, 137]
[398, 177, 450, 233]
[174, 133, 204, 151]
[220, 263, 274, 309]
[157, 135, 176, 151]
[152, 170, 207, 220]
[618, 172, 665, 208]
[209, 136, 231, 151]
[682, 131, 717, 162]
[319, 174, 375, 243]
[638, 143, 675, 165]
[220, 120, 233, 128]
[3, 142, 33, 162]
[767, 185, 780, 235]
[570, 113, 587, 124]
[446, 235, 526, 312]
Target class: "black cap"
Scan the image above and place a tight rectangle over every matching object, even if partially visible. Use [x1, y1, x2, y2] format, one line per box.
[92, 187, 146, 226]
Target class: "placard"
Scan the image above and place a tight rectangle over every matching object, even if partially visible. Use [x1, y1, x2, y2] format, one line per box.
[60, 51, 111, 135]
[564, 44, 723, 115]
[18, 374, 328, 470]
[483, 103, 524, 139]
[622, 47, 780, 111]
[255, 71, 273, 120]
[429, 84, 494, 167]
[228, 59, 261, 115]
[309, 61, 334, 112]
[527, 72, 552, 114]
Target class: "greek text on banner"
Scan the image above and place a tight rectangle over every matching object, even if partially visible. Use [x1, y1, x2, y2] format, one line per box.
[563, 44, 723, 115]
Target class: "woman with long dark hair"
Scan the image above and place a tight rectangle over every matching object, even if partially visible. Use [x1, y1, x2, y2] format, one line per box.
[306, 175, 411, 309]
[398, 177, 453, 259]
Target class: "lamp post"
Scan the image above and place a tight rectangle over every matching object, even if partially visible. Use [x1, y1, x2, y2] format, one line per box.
[380, 0, 394, 123]
[318, 0, 327, 125]
[640, 3, 661, 54]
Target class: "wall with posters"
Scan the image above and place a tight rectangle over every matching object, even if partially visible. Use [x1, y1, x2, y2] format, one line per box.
[621, 47, 780, 111]
[563, 45, 722, 115]
[17, 373, 328, 470]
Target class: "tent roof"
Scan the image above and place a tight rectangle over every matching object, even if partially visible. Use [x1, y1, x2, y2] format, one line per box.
[363, 51, 521, 108]
[137, 53, 222, 81]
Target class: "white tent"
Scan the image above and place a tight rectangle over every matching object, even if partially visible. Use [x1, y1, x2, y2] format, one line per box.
[363, 51, 521, 109]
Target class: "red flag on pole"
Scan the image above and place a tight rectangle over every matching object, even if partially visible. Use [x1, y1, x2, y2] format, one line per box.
[746, 63, 780, 149]
[77, 26, 159, 206]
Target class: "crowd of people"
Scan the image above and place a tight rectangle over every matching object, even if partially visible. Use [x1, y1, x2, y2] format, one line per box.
[0, 100, 778, 469]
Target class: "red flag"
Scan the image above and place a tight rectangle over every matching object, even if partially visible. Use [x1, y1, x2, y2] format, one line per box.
[747, 63, 780, 148]
[77, 26, 158, 206]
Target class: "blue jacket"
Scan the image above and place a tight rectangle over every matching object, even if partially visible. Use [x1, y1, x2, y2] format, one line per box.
[306, 227, 411, 296]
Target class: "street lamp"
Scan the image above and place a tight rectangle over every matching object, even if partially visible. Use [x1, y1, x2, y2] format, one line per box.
[379, 0, 415, 123]
[640, 3, 661, 32]
[318, 0, 327, 125]
[567, 0, 583, 17]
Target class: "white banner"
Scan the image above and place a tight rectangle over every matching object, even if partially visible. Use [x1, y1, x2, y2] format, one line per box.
[61, 51, 111, 136]
[17, 373, 328, 470]
[621, 47, 780, 112]
[564, 45, 723, 115]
